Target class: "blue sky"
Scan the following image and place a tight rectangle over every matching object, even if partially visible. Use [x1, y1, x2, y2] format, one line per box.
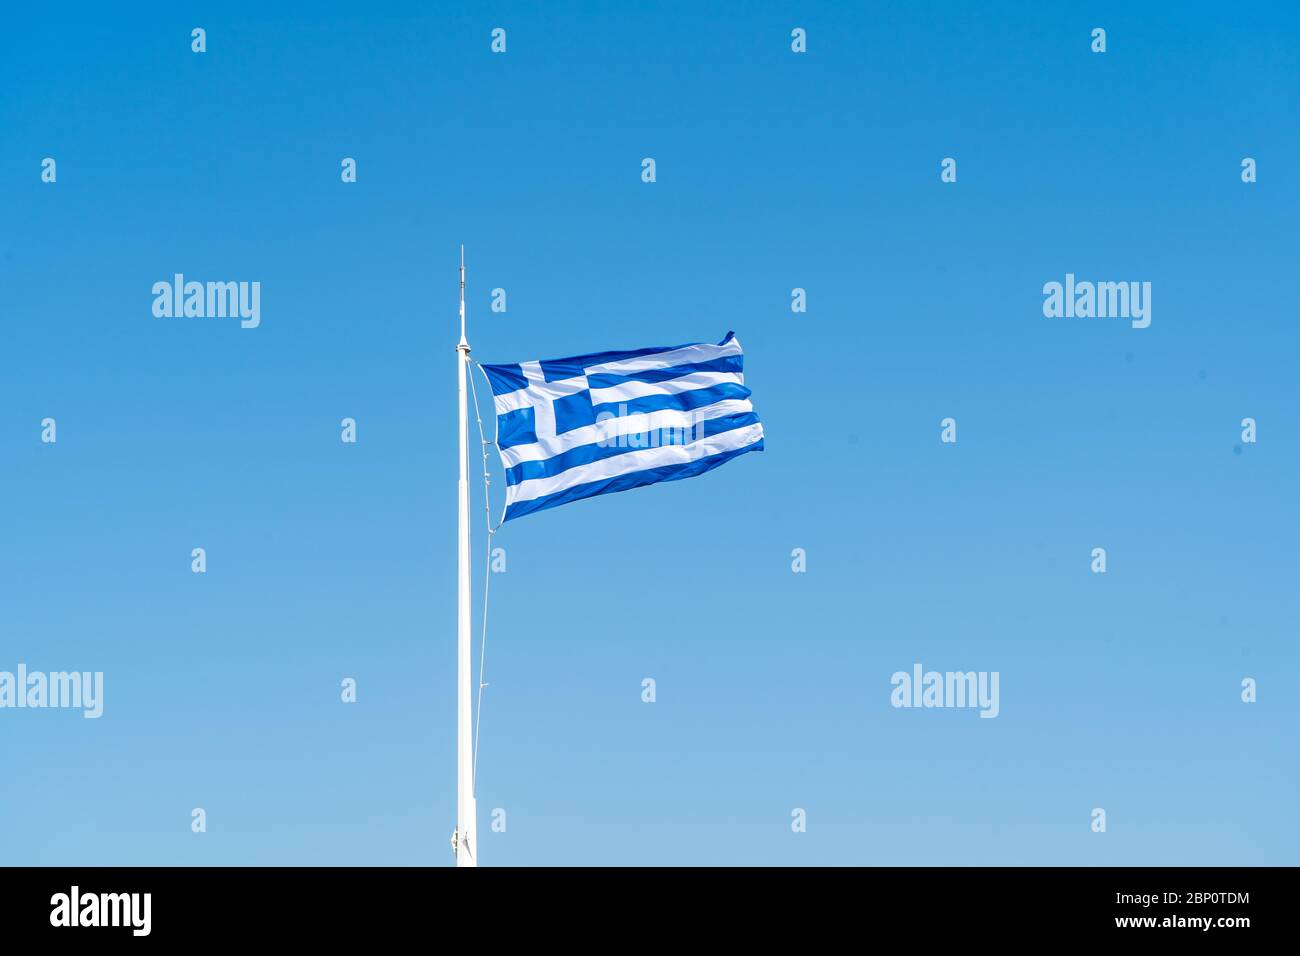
[1, 1, 1297, 865]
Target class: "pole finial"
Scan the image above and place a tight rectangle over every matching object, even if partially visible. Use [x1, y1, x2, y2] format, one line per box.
[458, 245, 467, 346]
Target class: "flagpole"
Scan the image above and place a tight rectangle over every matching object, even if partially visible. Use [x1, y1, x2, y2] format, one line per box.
[455, 245, 478, 866]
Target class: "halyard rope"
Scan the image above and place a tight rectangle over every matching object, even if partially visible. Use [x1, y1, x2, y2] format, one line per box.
[467, 361, 500, 794]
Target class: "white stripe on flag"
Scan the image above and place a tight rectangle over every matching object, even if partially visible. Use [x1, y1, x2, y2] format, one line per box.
[587, 370, 742, 405]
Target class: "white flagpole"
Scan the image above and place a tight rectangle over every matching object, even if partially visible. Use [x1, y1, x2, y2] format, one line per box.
[455, 245, 478, 866]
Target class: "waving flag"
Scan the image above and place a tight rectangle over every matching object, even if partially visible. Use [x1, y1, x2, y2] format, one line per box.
[480, 332, 764, 521]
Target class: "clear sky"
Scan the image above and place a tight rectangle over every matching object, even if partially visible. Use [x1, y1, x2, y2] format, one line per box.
[1, 1, 1296, 865]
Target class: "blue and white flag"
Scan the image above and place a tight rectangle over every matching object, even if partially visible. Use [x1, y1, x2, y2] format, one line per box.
[480, 332, 764, 521]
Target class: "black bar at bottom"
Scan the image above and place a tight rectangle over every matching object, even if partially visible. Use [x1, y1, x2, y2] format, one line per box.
[0, 866, 1282, 942]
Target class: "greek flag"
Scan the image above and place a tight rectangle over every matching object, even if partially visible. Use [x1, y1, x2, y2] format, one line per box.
[480, 332, 764, 521]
